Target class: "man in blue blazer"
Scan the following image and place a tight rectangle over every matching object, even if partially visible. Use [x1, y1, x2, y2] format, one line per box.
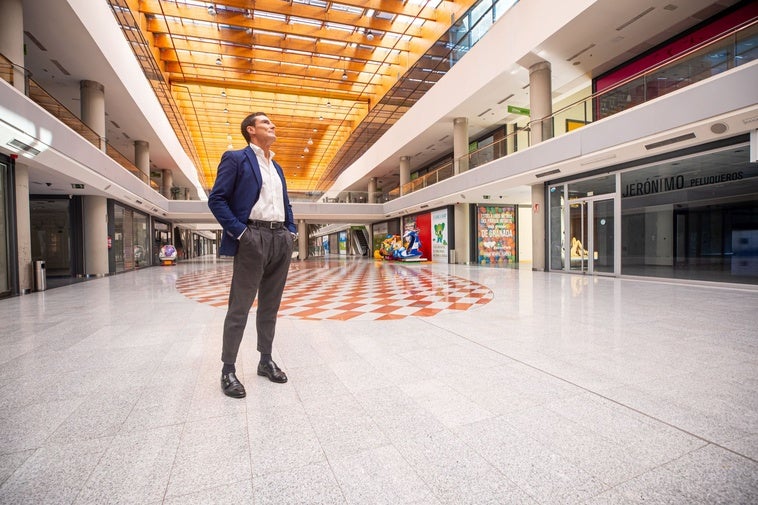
[208, 112, 296, 398]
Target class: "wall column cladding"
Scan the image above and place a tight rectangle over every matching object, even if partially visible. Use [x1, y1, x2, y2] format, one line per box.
[80, 80, 106, 151]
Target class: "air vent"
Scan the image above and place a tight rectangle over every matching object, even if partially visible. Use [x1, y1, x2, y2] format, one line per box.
[645, 132, 696, 150]
[477, 108, 492, 117]
[567, 43, 596, 62]
[497, 94, 514, 104]
[710, 122, 728, 134]
[535, 169, 560, 178]
[617, 7, 655, 31]
[7, 139, 40, 156]
[23, 31, 47, 51]
[50, 59, 70, 76]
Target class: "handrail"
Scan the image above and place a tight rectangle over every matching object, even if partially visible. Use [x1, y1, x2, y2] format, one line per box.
[0, 53, 160, 191]
[387, 18, 758, 199]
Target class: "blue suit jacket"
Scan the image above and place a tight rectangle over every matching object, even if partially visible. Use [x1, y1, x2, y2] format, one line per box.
[207, 146, 295, 256]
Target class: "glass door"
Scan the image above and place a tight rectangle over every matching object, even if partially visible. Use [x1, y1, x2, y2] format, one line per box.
[568, 197, 615, 274]
[593, 198, 614, 274]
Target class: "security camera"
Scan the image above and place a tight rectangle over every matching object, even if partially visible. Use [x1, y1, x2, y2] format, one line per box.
[45, 182, 52, 187]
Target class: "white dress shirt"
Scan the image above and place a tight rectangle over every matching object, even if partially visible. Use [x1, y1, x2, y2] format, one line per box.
[248, 143, 285, 223]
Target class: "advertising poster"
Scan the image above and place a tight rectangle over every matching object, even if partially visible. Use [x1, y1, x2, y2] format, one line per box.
[431, 209, 449, 262]
[403, 213, 432, 261]
[477, 205, 516, 264]
[338, 231, 347, 255]
[322, 235, 329, 254]
[372, 222, 388, 256]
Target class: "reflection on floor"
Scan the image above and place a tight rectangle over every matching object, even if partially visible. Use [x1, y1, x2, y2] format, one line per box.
[1, 255, 756, 504]
[177, 258, 493, 320]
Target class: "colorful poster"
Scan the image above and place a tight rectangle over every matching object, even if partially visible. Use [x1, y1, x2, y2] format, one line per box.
[431, 209, 449, 262]
[372, 222, 388, 256]
[477, 205, 516, 264]
[322, 235, 329, 254]
[338, 231, 347, 255]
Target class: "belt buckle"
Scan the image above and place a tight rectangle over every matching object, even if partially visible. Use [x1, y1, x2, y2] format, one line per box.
[270, 221, 277, 229]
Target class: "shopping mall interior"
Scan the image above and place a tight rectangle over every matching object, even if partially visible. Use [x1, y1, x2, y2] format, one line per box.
[1, 0, 757, 503]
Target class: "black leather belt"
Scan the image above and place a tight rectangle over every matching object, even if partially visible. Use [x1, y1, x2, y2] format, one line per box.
[248, 219, 285, 229]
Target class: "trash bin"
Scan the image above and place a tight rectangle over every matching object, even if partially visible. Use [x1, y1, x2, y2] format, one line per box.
[449, 250, 456, 264]
[34, 260, 46, 291]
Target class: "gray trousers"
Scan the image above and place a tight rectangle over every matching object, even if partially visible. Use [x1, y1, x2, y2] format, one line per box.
[221, 224, 292, 364]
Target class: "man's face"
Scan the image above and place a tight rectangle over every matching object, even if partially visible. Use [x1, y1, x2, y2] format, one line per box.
[248, 115, 276, 145]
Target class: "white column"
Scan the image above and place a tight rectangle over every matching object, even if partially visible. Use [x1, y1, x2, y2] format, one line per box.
[368, 177, 377, 203]
[297, 219, 307, 261]
[0, 0, 24, 92]
[399, 156, 410, 196]
[80, 80, 106, 151]
[528, 61, 552, 144]
[453, 203, 470, 264]
[134, 140, 150, 180]
[161, 169, 173, 198]
[531, 184, 546, 271]
[83, 195, 109, 276]
[453, 117, 469, 174]
[14, 163, 32, 292]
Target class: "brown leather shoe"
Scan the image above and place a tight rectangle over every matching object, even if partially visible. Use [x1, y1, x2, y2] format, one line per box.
[257, 360, 288, 383]
[221, 372, 246, 398]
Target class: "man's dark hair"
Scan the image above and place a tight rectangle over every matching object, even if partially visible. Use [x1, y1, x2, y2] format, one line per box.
[241, 112, 267, 143]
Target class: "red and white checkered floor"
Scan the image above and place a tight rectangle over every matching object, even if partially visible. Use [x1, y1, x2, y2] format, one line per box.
[176, 258, 493, 320]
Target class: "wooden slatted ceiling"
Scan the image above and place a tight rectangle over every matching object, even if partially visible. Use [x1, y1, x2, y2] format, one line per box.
[124, 0, 478, 194]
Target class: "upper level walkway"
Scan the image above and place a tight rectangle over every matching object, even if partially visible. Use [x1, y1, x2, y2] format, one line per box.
[1, 257, 756, 503]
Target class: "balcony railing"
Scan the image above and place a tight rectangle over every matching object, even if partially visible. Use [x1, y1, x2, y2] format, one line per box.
[1, 53, 160, 191]
[366, 18, 757, 202]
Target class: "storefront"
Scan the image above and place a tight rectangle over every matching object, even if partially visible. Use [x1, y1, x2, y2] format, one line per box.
[548, 136, 758, 284]
[0, 154, 13, 297]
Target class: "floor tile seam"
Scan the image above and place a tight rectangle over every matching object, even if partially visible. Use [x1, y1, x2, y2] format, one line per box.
[158, 364, 207, 504]
[423, 319, 758, 466]
[285, 377, 351, 505]
[451, 426, 605, 504]
[586, 440, 719, 500]
[509, 401, 700, 485]
[391, 428, 530, 505]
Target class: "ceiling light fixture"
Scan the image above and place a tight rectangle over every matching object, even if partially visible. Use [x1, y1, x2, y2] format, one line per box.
[307, 138, 313, 145]
[215, 55, 222, 66]
[366, 30, 374, 41]
[220, 90, 226, 97]
[207, 4, 216, 16]
[304, 147, 309, 153]
[342, 71, 348, 80]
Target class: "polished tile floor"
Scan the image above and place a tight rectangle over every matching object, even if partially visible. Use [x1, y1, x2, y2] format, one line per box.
[1, 256, 757, 504]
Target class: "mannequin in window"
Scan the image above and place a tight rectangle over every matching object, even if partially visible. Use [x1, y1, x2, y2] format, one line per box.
[571, 236, 588, 259]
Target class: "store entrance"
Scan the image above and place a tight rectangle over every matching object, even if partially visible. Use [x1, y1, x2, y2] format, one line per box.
[568, 197, 615, 275]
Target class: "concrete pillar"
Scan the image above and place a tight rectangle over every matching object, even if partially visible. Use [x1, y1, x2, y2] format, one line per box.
[80, 80, 106, 151]
[162, 169, 173, 198]
[368, 177, 377, 203]
[14, 163, 32, 293]
[82, 195, 109, 276]
[0, 0, 25, 92]
[134, 140, 150, 180]
[528, 61, 553, 144]
[531, 184, 546, 271]
[297, 219, 307, 261]
[453, 203, 470, 264]
[453, 117, 469, 174]
[399, 156, 410, 196]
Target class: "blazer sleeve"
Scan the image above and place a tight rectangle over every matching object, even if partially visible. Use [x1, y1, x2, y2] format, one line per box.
[208, 151, 247, 239]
